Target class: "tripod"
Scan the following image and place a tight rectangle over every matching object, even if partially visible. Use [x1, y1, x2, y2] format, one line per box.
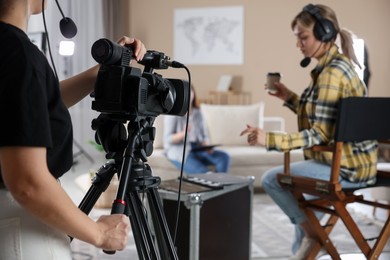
[77, 114, 178, 260]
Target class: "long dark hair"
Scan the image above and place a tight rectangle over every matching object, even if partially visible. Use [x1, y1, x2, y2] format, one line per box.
[191, 84, 200, 109]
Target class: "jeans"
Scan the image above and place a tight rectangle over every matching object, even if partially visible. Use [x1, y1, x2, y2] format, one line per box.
[170, 149, 231, 174]
[260, 160, 368, 254]
[0, 189, 72, 260]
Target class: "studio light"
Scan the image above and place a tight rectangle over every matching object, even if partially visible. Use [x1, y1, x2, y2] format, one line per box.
[59, 40, 75, 56]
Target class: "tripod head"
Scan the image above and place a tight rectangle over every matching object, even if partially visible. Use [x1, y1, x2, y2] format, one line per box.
[92, 113, 161, 216]
[91, 113, 156, 164]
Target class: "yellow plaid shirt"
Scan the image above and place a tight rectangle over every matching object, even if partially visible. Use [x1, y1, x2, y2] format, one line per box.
[266, 44, 377, 183]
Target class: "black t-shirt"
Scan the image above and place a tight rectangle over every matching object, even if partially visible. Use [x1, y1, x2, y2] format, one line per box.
[0, 22, 73, 179]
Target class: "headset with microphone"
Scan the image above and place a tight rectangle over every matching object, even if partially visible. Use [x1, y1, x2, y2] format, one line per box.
[54, 0, 78, 39]
[300, 4, 337, 68]
[300, 42, 323, 68]
[41, 0, 78, 80]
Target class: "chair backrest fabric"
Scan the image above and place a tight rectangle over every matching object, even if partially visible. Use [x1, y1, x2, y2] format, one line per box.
[335, 97, 390, 142]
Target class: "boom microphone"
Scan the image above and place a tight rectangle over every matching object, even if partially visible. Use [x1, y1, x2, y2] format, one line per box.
[300, 57, 312, 68]
[300, 42, 323, 68]
[55, 0, 77, 38]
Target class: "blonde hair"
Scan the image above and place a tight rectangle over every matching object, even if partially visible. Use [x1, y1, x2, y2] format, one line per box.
[291, 4, 361, 68]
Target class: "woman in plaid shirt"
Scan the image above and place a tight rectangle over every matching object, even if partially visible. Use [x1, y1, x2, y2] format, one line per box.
[240, 4, 377, 259]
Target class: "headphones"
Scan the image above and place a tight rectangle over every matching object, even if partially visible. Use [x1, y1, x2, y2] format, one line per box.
[303, 4, 336, 42]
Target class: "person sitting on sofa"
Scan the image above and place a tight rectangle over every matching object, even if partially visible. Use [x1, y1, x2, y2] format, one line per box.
[240, 3, 375, 259]
[163, 85, 231, 174]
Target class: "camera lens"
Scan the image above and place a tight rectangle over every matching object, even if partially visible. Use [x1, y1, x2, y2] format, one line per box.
[91, 38, 125, 65]
[91, 39, 111, 63]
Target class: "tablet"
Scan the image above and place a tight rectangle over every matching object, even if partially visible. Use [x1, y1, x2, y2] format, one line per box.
[191, 144, 221, 152]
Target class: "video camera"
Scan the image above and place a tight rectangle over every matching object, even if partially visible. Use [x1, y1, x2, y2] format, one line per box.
[80, 42, 188, 260]
[90, 38, 189, 118]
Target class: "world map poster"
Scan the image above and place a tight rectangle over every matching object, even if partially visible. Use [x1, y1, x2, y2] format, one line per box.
[174, 6, 244, 65]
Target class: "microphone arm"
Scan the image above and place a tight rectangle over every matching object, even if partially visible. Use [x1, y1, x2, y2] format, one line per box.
[54, 0, 66, 18]
[300, 42, 323, 68]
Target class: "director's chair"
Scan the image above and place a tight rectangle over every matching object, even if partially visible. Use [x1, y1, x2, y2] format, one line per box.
[277, 97, 390, 260]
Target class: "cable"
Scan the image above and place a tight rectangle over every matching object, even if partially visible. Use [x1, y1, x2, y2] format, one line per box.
[41, 0, 59, 81]
[54, 0, 66, 18]
[172, 65, 191, 245]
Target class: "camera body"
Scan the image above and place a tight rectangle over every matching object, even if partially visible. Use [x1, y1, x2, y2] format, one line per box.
[91, 38, 189, 118]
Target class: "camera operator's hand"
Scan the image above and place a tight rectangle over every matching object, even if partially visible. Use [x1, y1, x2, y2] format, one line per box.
[117, 36, 146, 62]
[94, 214, 130, 251]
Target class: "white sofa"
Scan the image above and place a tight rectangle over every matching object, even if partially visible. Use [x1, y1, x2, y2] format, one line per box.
[147, 102, 303, 190]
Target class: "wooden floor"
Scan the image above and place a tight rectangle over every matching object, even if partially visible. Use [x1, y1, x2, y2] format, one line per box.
[318, 252, 390, 260]
[63, 158, 390, 260]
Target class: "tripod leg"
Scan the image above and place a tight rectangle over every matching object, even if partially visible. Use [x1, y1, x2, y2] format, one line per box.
[128, 190, 158, 260]
[69, 161, 117, 243]
[78, 161, 117, 215]
[147, 188, 179, 260]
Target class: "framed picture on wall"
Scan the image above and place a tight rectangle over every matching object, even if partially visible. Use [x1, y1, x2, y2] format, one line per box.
[174, 6, 244, 65]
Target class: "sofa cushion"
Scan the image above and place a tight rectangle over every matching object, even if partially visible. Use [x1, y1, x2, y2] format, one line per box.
[152, 102, 265, 149]
[200, 103, 264, 146]
[147, 146, 304, 186]
[219, 146, 302, 167]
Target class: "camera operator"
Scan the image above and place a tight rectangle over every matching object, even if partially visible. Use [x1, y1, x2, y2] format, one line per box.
[0, 0, 146, 259]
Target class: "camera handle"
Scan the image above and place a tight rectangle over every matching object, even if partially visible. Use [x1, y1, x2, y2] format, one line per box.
[76, 118, 178, 259]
